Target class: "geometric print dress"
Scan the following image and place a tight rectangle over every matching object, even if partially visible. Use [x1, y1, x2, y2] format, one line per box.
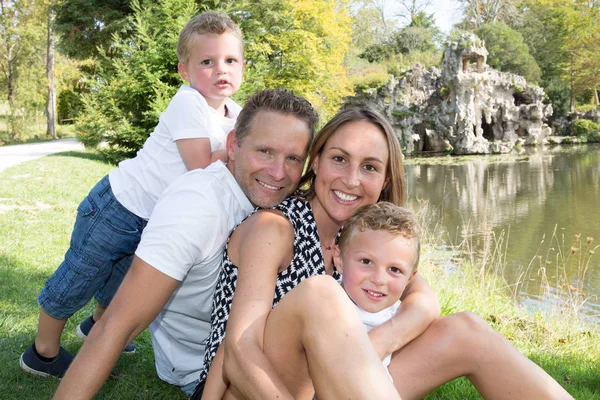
[198, 196, 340, 383]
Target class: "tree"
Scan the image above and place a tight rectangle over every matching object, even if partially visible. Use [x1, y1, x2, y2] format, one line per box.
[457, 0, 518, 29]
[475, 22, 541, 83]
[46, 3, 56, 139]
[0, 0, 46, 138]
[78, 0, 196, 162]
[233, 0, 353, 119]
[53, 0, 133, 59]
[515, 0, 600, 112]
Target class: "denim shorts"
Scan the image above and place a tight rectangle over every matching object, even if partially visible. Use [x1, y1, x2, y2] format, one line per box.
[39, 175, 147, 319]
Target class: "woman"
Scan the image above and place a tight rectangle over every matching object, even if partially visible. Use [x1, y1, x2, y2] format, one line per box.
[196, 108, 572, 400]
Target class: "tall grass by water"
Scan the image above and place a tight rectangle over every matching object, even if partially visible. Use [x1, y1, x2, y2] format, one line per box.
[0, 153, 597, 398]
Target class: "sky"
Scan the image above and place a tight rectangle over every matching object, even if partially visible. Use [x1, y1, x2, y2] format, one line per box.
[426, 0, 463, 33]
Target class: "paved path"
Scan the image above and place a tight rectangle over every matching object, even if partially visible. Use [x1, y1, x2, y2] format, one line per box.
[0, 138, 84, 172]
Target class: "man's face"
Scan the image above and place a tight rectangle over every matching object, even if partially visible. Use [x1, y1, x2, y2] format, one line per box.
[227, 110, 311, 207]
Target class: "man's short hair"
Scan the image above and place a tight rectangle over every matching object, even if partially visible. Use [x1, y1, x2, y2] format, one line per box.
[177, 11, 243, 64]
[338, 202, 422, 270]
[234, 88, 319, 144]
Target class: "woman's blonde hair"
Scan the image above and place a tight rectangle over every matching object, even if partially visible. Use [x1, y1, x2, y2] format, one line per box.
[297, 107, 405, 206]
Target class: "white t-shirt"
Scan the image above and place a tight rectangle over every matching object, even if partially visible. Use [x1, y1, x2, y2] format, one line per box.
[109, 84, 241, 219]
[135, 161, 253, 387]
[354, 301, 399, 369]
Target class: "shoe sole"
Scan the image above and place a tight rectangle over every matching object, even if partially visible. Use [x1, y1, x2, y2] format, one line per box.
[75, 324, 87, 341]
[19, 353, 59, 379]
[75, 324, 136, 355]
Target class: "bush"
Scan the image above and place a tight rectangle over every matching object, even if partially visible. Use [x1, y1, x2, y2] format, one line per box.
[571, 119, 599, 138]
[75, 102, 111, 149]
[475, 23, 542, 84]
[350, 65, 389, 91]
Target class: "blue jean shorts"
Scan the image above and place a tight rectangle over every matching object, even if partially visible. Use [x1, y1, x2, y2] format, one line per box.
[39, 175, 147, 319]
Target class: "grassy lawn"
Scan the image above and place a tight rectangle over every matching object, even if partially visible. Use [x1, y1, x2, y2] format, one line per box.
[0, 151, 185, 399]
[0, 151, 598, 399]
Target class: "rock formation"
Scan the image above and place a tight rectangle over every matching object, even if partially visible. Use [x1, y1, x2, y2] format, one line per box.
[345, 33, 554, 155]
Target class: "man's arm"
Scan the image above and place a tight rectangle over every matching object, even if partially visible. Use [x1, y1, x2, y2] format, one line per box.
[54, 257, 180, 400]
[220, 211, 295, 400]
[367, 274, 440, 359]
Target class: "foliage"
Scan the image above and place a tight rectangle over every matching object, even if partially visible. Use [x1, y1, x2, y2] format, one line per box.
[75, 98, 111, 148]
[475, 22, 541, 83]
[76, 0, 194, 163]
[360, 25, 437, 63]
[571, 119, 598, 138]
[514, 0, 600, 113]
[457, 0, 519, 29]
[0, 0, 47, 138]
[53, 0, 133, 60]
[233, 0, 353, 120]
[350, 65, 389, 91]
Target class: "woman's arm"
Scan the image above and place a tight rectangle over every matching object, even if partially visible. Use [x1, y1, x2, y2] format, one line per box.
[221, 210, 296, 400]
[368, 274, 440, 359]
[202, 344, 228, 400]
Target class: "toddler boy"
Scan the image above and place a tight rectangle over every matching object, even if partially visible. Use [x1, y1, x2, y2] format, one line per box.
[20, 10, 245, 378]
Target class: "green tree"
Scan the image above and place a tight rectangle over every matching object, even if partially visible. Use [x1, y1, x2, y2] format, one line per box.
[475, 22, 541, 83]
[53, 0, 133, 59]
[77, 0, 195, 162]
[234, 0, 353, 119]
[0, 0, 46, 138]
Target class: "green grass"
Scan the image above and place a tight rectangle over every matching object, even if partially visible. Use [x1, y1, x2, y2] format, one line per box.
[1, 152, 598, 399]
[0, 152, 185, 399]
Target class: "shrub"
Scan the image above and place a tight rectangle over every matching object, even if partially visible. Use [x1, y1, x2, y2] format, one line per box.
[351, 66, 389, 91]
[571, 119, 599, 138]
[75, 102, 111, 149]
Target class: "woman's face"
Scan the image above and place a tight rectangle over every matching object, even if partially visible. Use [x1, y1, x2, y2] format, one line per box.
[312, 120, 389, 226]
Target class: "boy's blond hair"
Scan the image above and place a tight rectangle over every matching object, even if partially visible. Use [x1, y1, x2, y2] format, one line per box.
[338, 202, 422, 270]
[177, 11, 243, 64]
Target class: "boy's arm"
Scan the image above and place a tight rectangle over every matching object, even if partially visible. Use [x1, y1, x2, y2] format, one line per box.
[176, 138, 215, 170]
[367, 274, 440, 359]
[202, 344, 228, 400]
[210, 149, 228, 164]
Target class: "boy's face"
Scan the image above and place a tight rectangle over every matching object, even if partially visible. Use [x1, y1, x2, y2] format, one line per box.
[178, 32, 244, 109]
[333, 229, 418, 313]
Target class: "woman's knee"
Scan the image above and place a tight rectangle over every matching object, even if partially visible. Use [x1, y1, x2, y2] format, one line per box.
[292, 275, 356, 323]
[431, 312, 503, 359]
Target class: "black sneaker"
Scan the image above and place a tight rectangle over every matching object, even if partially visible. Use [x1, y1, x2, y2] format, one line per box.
[76, 315, 136, 354]
[19, 345, 74, 378]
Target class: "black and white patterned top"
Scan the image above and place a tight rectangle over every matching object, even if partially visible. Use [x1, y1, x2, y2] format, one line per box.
[198, 196, 340, 383]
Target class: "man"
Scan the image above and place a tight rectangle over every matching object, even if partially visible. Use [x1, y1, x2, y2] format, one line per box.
[54, 88, 318, 399]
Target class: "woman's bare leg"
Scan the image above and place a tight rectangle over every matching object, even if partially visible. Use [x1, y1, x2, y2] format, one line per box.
[387, 312, 573, 400]
[227, 275, 400, 400]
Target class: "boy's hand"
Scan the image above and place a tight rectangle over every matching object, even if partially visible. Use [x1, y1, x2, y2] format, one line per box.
[211, 149, 228, 164]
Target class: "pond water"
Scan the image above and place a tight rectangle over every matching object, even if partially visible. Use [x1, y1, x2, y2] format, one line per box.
[404, 144, 600, 324]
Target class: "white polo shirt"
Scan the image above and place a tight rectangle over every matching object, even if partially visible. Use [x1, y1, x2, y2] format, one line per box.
[135, 161, 253, 386]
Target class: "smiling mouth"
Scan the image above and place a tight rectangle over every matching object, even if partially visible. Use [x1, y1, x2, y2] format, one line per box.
[333, 190, 358, 202]
[216, 80, 229, 85]
[258, 180, 283, 191]
[364, 289, 386, 298]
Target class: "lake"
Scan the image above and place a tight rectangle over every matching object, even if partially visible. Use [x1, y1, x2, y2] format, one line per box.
[405, 144, 600, 324]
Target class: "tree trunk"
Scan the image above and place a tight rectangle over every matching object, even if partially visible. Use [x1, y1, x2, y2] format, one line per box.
[46, 6, 56, 139]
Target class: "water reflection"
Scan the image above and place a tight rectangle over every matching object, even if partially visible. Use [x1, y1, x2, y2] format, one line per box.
[405, 144, 600, 323]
